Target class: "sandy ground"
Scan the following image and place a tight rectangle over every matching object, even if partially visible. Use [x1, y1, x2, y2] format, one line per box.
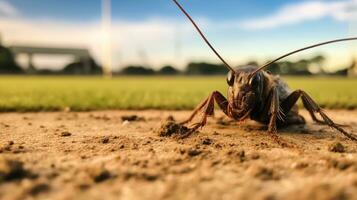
[1, 110, 357, 200]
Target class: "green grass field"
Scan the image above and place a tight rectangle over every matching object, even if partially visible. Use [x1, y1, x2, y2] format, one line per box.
[0, 76, 356, 111]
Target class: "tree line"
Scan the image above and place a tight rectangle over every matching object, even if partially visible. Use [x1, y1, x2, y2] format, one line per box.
[0, 44, 355, 76]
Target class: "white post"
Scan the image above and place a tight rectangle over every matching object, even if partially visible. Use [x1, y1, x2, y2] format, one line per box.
[102, 0, 112, 78]
[348, 20, 357, 77]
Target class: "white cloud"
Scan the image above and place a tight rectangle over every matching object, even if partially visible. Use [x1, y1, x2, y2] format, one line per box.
[0, 0, 18, 16]
[240, 0, 357, 30]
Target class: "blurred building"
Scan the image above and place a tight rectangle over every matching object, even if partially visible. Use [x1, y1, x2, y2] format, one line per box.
[9, 46, 96, 74]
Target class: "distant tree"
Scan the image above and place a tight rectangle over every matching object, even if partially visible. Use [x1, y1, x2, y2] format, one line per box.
[310, 55, 325, 65]
[120, 65, 155, 75]
[0, 45, 23, 74]
[293, 59, 311, 75]
[332, 68, 349, 76]
[62, 57, 102, 75]
[157, 65, 179, 75]
[265, 62, 281, 74]
[185, 62, 228, 75]
[277, 61, 292, 75]
[329, 59, 355, 76]
[276, 60, 312, 75]
[309, 54, 326, 74]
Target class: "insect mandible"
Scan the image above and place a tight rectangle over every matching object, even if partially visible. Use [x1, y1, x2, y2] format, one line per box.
[172, 0, 357, 142]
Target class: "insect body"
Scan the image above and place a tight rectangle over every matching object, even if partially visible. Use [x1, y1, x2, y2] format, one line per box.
[173, 0, 357, 141]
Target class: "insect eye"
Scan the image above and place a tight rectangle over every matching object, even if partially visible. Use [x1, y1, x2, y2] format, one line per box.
[226, 70, 235, 86]
[249, 74, 261, 88]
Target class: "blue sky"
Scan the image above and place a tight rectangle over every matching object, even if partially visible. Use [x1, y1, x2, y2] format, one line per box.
[0, 0, 356, 71]
[6, 0, 289, 21]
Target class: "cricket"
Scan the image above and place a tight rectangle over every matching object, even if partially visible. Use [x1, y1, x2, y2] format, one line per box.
[3, 1, 357, 199]
[172, 0, 357, 142]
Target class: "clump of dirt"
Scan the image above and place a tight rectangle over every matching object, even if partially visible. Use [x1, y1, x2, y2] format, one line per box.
[328, 142, 346, 153]
[86, 167, 112, 183]
[157, 120, 190, 137]
[0, 143, 12, 153]
[28, 183, 51, 196]
[0, 142, 27, 154]
[89, 114, 111, 121]
[0, 158, 35, 182]
[201, 137, 213, 145]
[101, 137, 110, 144]
[121, 115, 145, 122]
[291, 162, 309, 169]
[122, 170, 160, 181]
[250, 166, 279, 181]
[187, 148, 202, 157]
[61, 131, 72, 137]
[328, 159, 353, 170]
[93, 170, 111, 183]
[227, 149, 246, 162]
[250, 152, 260, 160]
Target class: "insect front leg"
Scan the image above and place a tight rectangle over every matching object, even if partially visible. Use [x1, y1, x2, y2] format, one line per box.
[266, 88, 282, 141]
[268, 87, 279, 133]
[282, 90, 357, 141]
[180, 91, 229, 138]
[265, 87, 292, 147]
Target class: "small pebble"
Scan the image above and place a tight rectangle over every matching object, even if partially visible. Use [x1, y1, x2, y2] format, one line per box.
[187, 148, 201, 157]
[202, 138, 213, 145]
[94, 170, 111, 183]
[102, 137, 110, 144]
[122, 120, 130, 126]
[61, 132, 72, 137]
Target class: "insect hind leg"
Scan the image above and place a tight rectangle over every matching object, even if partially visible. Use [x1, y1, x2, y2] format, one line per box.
[283, 90, 357, 141]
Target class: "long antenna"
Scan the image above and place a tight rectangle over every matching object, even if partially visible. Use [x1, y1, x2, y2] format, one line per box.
[251, 37, 357, 76]
[172, 0, 235, 72]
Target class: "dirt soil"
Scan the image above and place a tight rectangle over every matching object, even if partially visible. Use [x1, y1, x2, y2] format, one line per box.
[1, 110, 357, 200]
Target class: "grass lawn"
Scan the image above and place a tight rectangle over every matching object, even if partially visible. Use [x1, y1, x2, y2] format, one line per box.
[0, 76, 356, 111]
